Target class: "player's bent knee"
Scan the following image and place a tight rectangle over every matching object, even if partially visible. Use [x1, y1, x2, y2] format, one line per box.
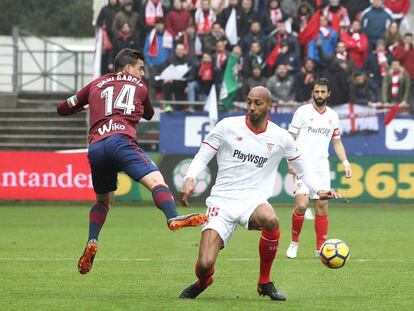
[295, 204, 307, 214]
[262, 216, 279, 231]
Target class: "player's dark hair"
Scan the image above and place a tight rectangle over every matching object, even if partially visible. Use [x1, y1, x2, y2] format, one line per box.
[313, 78, 330, 92]
[114, 48, 144, 72]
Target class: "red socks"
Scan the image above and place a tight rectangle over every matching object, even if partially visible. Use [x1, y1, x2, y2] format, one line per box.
[195, 263, 214, 289]
[258, 229, 280, 284]
[315, 214, 328, 250]
[291, 208, 305, 243]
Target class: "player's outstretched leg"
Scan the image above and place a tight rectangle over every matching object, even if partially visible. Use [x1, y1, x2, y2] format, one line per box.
[78, 201, 109, 274]
[179, 264, 214, 299]
[257, 228, 286, 301]
[287, 208, 305, 259]
[151, 184, 207, 231]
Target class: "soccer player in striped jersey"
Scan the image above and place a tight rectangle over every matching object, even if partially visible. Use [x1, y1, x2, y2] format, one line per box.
[57, 48, 207, 275]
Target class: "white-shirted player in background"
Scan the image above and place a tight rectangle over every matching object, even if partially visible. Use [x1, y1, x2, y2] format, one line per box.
[286, 78, 352, 259]
[178, 86, 340, 301]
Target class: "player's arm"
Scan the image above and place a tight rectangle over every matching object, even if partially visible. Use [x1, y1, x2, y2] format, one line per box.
[180, 121, 224, 206]
[332, 136, 352, 178]
[57, 82, 92, 116]
[142, 91, 154, 120]
[180, 143, 217, 206]
[284, 134, 340, 200]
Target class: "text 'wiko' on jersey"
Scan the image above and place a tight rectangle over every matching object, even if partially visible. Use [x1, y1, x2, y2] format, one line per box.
[60, 72, 154, 144]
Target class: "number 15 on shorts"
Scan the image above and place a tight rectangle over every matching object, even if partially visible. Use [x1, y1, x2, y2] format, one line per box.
[208, 207, 219, 217]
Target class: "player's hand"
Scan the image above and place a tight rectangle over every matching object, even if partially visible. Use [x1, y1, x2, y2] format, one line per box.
[317, 190, 341, 200]
[344, 165, 352, 178]
[179, 177, 196, 206]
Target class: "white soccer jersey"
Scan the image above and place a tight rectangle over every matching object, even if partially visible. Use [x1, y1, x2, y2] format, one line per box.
[194, 115, 301, 199]
[288, 103, 340, 165]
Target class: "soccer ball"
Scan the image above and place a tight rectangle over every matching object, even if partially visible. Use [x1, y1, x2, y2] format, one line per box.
[319, 239, 350, 269]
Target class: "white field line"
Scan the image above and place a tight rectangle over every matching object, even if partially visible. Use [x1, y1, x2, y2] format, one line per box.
[0, 257, 413, 262]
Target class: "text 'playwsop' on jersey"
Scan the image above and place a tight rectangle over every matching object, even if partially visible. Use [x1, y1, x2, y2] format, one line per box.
[232, 149, 268, 168]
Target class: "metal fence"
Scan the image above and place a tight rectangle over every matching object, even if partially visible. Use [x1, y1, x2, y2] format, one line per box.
[10, 26, 94, 93]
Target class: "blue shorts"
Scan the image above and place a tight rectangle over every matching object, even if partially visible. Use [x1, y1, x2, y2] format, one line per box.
[88, 134, 158, 194]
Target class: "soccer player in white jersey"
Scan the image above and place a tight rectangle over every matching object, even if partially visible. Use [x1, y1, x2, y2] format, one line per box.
[178, 86, 340, 301]
[286, 78, 352, 259]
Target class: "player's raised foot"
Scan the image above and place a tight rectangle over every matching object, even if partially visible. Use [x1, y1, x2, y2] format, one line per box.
[257, 282, 286, 301]
[315, 250, 321, 258]
[286, 241, 299, 259]
[179, 278, 213, 299]
[77, 240, 98, 275]
[168, 213, 208, 231]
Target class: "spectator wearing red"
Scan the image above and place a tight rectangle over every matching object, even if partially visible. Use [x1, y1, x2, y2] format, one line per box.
[341, 20, 368, 68]
[392, 33, 414, 109]
[384, 0, 410, 24]
[393, 33, 414, 80]
[165, 0, 193, 39]
[195, 0, 217, 35]
[322, 0, 350, 34]
[144, 0, 166, 30]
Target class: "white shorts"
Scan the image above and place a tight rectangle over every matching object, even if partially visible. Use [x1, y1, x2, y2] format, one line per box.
[294, 161, 331, 199]
[203, 195, 269, 246]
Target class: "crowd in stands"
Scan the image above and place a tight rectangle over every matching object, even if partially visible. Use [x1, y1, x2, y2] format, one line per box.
[96, 0, 413, 113]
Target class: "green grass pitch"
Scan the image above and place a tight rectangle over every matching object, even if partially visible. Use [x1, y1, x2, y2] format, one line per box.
[1, 203, 414, 311]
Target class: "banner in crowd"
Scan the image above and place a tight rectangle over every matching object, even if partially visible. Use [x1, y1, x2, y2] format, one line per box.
[159, 111, 414, 156]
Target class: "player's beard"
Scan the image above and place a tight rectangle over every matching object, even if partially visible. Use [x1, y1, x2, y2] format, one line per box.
[313, 97, 327, 108]
[248, 110, 267, 126]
